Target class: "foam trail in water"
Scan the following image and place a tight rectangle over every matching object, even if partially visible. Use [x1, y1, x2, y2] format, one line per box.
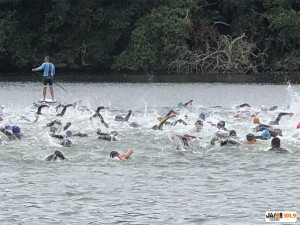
[144, 102, 148, 117]
[286, 82, 300, 112]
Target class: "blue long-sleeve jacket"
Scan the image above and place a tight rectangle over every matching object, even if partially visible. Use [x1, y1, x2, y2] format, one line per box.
[34, 62, 55, 77]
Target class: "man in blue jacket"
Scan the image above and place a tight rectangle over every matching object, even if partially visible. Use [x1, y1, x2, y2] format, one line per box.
[32, 56, 55, 101]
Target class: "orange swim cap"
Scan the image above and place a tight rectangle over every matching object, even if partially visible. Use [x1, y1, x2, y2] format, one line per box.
[253, 116, 260, 124]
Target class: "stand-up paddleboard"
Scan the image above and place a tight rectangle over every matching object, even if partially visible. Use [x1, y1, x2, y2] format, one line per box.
[39, 98, 57, 103]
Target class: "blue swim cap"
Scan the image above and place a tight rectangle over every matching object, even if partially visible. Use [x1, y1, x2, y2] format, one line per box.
[65, 130, 72, 137]
[199, 112, 206, 121]
[217, 121, 225, 128]
[12, 125, 20, 134]
[177, 102, 183, 108]
[3, 124, 11, 130]
[261, 129, 270, 138]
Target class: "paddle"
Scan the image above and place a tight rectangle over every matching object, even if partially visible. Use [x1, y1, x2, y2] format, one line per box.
[32, 71, 71, 95]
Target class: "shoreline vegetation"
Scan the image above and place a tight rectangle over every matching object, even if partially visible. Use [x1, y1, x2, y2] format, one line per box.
[1, 1, 300, 82]
[0, 71, 298, 84]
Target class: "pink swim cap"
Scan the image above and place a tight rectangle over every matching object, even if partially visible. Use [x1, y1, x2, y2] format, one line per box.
[297, 122, 300, 129]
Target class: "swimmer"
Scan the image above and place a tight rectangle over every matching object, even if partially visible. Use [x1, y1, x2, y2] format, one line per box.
[90, 110, 109, 128]
[195, 120, 203, 132]
[153, 110, 179, 130]
[208, 120, 227, 131]
[268, 137, 289, 153]
[72, 100, 92, 112]
[61, 139, 72, 147]
[115, 110, 132, 122]
[152, 114, 174, 130]
[46, 119, 62, 133]
[238, 103, 251, 108]
[36, 104, 49, 115]
[210, 130, 237, 145]
[90, 106, 107, 118]
[269, 112, 294, 125]
[45, 150, 67, 161]
[63, 122, 72, 131]
[96, 129, 117, 141]
[219, 133, 258, 145]
[255, 127, 282, 137]
[198, 112, 206, 121]
[252, 116, 260, 124]
[220, 139, 240, 146]
[170, 133, 197, 149]
[171, 119, 187, 126]
[56, 104, 73, 117]
[244, 133, 258, 144]
[109, 149, 133, 160]
[183, 100, 193, 107]
[255, 129, 271, 140]
[0, 125, 21, 140]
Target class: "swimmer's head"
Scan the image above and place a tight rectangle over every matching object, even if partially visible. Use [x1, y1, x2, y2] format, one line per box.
[177, 102, 183, 108]
[297, 122, 300, 129]
[61, 139, 72, 147]
[4, 124, 11, 130]
[195, 120, 203, 130]
[252, 116, 260, 124]
[229, 130, 237, 136]
[217, 121, 225, 129]
[199, 112, 206, 121]
[273, 128, 283, 136]
[271, 137, 281, 148]
[261, 129, 270, 139]
[96, 128, 101, 134]
[50, 127, 58, 133]
[55, 120, 62, 125]
[12, 125, 20, 134]
[111, 131, 118, 136]
[65, 130, 72, 138]
[210, 137, 219, 145]
[246, 133, 256, 141]
[110, 151, 119, 158]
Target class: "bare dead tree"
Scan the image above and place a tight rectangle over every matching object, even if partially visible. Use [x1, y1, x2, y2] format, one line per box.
[168, 33, 267, 74]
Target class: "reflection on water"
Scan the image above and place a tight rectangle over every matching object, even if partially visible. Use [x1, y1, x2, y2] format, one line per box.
[0, 82, 299, 224]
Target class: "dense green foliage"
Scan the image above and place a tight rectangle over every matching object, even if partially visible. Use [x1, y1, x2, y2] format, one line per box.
[0, 0, 300, 74]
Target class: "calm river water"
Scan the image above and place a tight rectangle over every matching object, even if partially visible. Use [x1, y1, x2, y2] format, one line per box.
[0, 82, 299, 225]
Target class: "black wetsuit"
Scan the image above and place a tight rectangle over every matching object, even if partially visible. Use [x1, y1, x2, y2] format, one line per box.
[36, 104, 49, 115]
[56, 104, 73, 117]
[0, 128, 20, 140]
[45, 151, 66, 161]
[90, 112, 109, 128]
[172, 119, 187, 126]
[183, 100, 193, 107]
[220, 139, 240, 146]
[269, 112, 292, 125]
[238, 103, 251, 108]
[115, 110, 132, 122]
